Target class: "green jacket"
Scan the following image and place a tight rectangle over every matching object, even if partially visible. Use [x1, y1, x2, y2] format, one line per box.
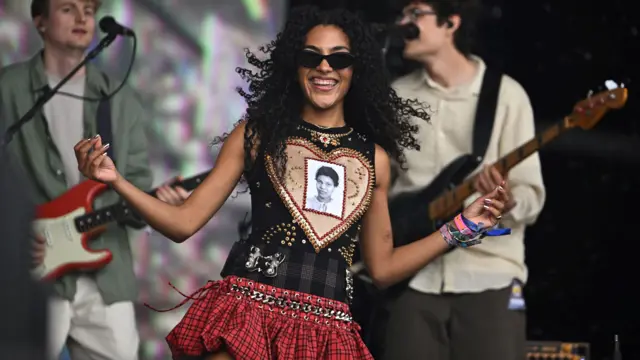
[0, 52, 152, 304]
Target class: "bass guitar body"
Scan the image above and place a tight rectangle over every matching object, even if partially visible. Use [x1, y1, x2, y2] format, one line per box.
[388, 154, 481, 248]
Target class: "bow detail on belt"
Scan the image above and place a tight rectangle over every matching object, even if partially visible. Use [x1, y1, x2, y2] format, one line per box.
[245, 246, 286, 278]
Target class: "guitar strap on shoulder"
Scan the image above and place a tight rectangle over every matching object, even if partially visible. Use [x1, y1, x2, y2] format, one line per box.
[472, 66, 502, 162]
[96, 96, 115, 164]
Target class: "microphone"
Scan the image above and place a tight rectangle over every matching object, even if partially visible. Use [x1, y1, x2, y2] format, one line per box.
[372, 23, 420, 40]
[99, 16, 134, 37]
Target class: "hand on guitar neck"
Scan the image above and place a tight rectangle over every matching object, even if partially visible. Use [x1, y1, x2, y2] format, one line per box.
[473, 165, 517, 213]
[73, 135, 190, 206]
[73, 124, 246, 244]
[30, 138, 210, 281]
[156, 177, 190, 206]
[74, 135, 193, 241]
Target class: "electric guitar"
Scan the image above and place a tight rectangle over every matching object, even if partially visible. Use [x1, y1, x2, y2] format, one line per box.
[354, 85, 629, 280]
[387, 85, 629, 249]
[32, 170, 211, 281]
[351, 84, 629, 354]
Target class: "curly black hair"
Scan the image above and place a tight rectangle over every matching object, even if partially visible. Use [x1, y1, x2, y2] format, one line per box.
[224, 5, 430, 181]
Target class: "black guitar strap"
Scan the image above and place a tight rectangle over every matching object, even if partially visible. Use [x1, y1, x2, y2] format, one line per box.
[472, 66, 502, 162]
[433, 67, 501, 257]
[96, 96, 114, 164]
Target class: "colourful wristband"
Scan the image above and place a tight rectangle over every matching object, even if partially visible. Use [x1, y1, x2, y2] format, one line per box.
[460, 214, 512, 237]
[453, 214, 474, 236]
[439, 221, 482, 248]
[439, 224, 457, 247]
[438, 214, 513, 248]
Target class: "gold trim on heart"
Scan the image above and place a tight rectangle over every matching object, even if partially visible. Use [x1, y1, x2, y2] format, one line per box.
[265, 138, 374, 252]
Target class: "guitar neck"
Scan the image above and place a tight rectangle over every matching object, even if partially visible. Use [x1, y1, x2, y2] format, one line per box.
[430, 118, 570, 217]
[144, 171, 209, 197]
[74, 170, 211, 232]
[426, 85, 628, 220]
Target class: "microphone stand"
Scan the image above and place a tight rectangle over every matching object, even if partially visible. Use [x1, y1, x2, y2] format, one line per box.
[0, 32, 118, 158]
[614, 334, 622, 360]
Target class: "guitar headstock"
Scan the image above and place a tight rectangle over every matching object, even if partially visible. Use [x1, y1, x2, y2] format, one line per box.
[566, 81, 628, 130]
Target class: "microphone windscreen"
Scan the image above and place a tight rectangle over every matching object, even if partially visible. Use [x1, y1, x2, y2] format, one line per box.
[402, 23, 420, 40]
[98, 16, 117, 34]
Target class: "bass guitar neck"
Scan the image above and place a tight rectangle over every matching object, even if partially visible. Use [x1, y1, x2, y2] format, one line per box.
[430, 86, 628, 224]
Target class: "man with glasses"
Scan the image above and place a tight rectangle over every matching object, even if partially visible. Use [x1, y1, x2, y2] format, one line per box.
[384, 1, 546, 359]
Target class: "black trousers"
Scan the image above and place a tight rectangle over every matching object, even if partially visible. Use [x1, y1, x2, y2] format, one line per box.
[382, 286, 526, 360]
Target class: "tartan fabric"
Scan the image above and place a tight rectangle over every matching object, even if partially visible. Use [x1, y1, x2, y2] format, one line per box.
[166, 276, 373, 360]
[222, 243, 348, 302]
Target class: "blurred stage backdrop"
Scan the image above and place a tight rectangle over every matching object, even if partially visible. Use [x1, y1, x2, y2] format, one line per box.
[3, 0, 640, 359]
[0, 0, 285, 359]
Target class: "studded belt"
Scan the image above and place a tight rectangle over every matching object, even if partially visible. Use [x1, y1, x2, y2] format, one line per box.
[230, 283, 353, 323]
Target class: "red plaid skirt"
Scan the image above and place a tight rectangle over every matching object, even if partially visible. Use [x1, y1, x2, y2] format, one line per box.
[162, 276, 373, 360]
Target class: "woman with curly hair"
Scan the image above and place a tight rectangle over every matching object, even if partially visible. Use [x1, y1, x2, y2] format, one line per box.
[73, 5, 509, 360]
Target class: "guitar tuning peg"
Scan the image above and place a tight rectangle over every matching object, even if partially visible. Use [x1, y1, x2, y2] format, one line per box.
[587, 89, 594, 98]
[604, 80, 619, 90]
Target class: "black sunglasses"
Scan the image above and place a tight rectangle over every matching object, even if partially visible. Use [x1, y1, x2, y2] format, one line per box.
[298, 50, 355, 70]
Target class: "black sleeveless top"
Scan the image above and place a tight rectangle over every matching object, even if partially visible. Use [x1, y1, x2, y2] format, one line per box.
[221, 121, 376, 303]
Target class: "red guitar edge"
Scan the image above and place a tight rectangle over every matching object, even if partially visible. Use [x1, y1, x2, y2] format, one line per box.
[36, 180, 113, 281]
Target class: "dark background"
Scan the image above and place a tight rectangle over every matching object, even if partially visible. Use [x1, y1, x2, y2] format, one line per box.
[288, 0, 640, 359]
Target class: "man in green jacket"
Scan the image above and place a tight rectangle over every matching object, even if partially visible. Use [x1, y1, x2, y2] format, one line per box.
[0, 0, 189, 359]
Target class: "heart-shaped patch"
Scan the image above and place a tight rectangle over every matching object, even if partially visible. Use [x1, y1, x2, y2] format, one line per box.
[265, 138, 374, 252]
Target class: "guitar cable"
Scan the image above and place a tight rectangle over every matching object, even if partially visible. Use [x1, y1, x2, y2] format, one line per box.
[49, 33, 137, 102]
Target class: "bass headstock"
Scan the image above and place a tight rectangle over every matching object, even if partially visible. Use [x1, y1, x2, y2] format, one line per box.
[565, 81, 628, 130]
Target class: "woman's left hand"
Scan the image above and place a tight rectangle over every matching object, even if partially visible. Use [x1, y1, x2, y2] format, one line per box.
[461, 181, 509, 229]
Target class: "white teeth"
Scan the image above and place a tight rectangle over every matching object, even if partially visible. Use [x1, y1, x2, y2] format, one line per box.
[311, 78, 337, 87]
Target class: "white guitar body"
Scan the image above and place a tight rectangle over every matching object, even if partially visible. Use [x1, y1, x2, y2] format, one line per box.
[31, 172, 210, 280]
[31, 207, 112, 280]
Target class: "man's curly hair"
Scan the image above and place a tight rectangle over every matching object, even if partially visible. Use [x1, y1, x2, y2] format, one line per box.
[231, 5, 430, 180]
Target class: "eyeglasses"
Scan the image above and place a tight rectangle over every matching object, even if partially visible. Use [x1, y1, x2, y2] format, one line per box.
[397, 8, 436, 23]
[298, 50, 355, 70]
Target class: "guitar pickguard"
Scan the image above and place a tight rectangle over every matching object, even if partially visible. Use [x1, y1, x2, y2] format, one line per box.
[32, 207, 111, 280]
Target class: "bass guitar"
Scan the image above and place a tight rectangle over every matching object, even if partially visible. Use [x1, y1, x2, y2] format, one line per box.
[32, 170, 211, 280]
[387, 85, 629, 248]
[351, 85, 629, 355]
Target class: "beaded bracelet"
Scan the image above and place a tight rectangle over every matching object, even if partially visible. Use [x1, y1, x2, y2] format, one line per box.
[439, 213, 512, 248]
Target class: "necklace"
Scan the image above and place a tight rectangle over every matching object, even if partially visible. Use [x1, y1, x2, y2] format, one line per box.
[302, 120, 347, 130]
[303, 127, 353, 148]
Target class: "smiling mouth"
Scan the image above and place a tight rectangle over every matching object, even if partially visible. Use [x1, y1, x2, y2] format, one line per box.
[309, 77, 338, 91]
